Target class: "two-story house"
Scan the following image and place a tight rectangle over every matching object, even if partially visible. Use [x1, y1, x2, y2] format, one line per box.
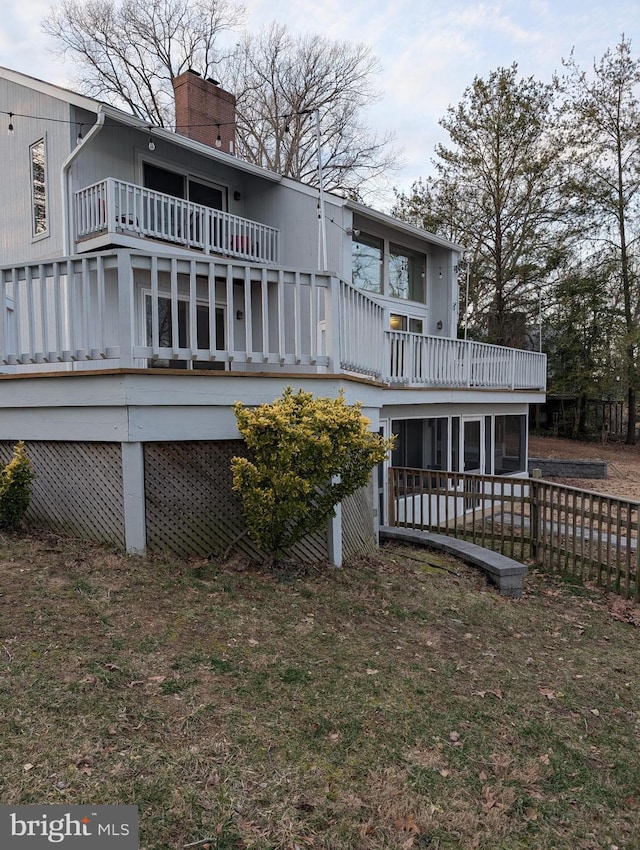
[0, 65, 546, 562]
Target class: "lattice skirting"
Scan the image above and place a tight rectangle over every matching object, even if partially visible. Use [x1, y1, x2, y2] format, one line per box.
[0, 440, 376, 561]
[0, 440, 125, 546]
[143, 441, 330, 560]
[342, 479, 376, 559]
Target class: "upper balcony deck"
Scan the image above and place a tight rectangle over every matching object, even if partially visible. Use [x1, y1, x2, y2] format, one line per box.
[75, 178, 280, 266]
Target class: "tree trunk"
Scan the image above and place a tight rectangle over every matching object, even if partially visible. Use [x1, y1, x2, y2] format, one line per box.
[626, 385, 636, 445]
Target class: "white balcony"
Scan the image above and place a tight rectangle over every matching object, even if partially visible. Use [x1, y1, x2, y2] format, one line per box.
[0, 250, 546, 391]
[339, 282, 547, 390]
[75, 178, 279, 265]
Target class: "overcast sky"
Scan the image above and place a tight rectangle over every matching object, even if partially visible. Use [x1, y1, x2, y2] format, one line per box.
[1, 0, 639, 209]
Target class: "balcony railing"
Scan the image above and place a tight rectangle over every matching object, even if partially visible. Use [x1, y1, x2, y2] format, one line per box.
[75, 178, 279, 265]
[0, 250, 546, 391]
[340, 282, 546, 390]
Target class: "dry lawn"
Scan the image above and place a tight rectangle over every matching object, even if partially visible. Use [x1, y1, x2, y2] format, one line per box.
[529, 434, 640, 502]
[1, 529, 639, 849]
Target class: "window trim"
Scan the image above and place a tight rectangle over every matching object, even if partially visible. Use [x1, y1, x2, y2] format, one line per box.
[30, 136, 49, 241]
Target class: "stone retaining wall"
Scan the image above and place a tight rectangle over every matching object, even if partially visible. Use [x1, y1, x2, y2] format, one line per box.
[528, 458, 608, 479]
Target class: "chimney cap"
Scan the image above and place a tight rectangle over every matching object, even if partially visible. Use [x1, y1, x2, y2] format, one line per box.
[206, 77, 220, 85]
[187, 68, 201, 76]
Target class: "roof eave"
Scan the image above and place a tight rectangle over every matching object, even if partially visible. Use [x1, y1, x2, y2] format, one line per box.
[346, 199, 465, 253]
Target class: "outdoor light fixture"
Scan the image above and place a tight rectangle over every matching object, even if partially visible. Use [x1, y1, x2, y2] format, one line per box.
[148, 136, 156, 151]
[8, 112, 14, 136]
[215, 125, 222, 148]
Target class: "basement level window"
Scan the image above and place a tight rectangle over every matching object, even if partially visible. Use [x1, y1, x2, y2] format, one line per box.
[30, 138, 48, 238]
[494, 414, 526, 474]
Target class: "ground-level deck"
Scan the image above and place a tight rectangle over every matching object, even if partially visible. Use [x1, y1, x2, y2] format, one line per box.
[0, 368, 543, 560]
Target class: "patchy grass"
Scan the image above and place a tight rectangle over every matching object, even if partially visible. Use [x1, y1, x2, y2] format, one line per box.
[1, 531, 639, 850]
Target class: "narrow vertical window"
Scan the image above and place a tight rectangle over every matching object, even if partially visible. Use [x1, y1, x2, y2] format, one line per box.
[30, 139, 47, 237]
[352, 233, 383, 293]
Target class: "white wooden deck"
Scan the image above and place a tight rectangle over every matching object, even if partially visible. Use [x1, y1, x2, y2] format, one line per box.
[0, 249, 547, 390]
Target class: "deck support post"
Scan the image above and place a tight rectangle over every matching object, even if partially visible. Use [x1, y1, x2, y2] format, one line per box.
[327, 474, 343, 568]
[327, 505, 343, 568]
[122, 441, 146, 554]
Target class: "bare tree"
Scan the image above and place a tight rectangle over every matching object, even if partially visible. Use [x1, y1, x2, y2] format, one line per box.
[223, 23, 398, 198]
[44, 4, 397, 198]
[43, 0, 244, 126]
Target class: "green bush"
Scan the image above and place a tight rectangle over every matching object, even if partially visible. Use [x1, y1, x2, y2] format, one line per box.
[232, 387, 394, 561]
[0, 441, 34, 531]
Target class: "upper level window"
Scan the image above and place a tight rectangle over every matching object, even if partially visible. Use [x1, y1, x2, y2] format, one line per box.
[352, 233, 383, 293]
[30, 139, 47, 237]
[389, 314, 424, 333]
[389, 244, 426, 302]
[352, 231, 428, 304]
[143, 162, 225, 210]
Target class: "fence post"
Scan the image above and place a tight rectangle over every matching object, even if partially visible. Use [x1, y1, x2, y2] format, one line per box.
[530, 471, 542, 559]
[388, 467, 396, 527]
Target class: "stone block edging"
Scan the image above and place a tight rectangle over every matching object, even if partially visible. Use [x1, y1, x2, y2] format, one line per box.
[380, 526, 527, 598]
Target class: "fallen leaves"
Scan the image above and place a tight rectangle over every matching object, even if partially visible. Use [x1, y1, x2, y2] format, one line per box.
[472, 688, 503, 700]
[75, 754, 94, 775]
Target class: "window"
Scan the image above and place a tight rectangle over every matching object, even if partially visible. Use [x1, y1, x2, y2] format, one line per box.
[391, 418, 448, 469]
[451, 417, 460, 471]
[352, 232, 427, 304]
[494, 415, 526, 474]
[389, 314, 424, 333]
[30, 139, 47, 237]
[389, 244, 426, 302]
[463, 419, 482, 472]
[143, 162, 225, 210]
[352, 233, 383, 293]
[145, 295, 225, 370]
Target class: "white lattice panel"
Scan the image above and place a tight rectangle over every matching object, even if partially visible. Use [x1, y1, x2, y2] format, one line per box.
[0, 441, 125, 545]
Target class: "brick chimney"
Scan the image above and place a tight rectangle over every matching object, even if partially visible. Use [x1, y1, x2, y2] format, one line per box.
[172, 69, 236, 154]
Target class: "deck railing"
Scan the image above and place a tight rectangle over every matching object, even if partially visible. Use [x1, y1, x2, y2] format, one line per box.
[337, 284, 546, 389]
[339, 280, 387, 379]
[389, 467, 640, 600]
[385, 331, 546, 389]
[0, 251, 330, 371]
[0, 250, 546, 389]
[75, 178, 280, 265]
